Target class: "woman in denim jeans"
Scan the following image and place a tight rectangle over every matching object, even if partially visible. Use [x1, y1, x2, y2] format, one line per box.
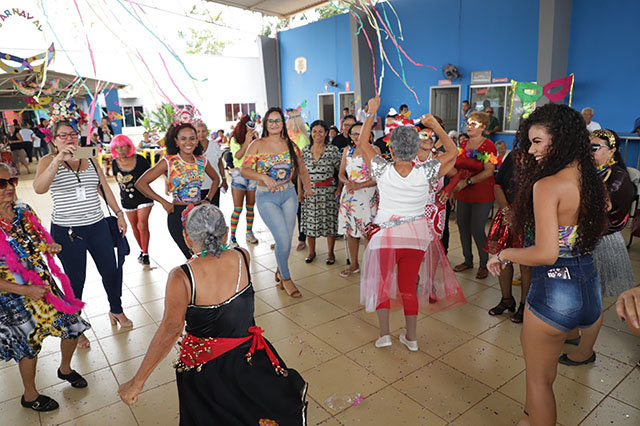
[33, 121, 132, 350]
[241, 107, 313, 298]
[487, 104, 608, 425]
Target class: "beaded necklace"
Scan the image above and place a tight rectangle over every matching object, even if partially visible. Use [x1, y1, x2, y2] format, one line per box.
[0, 203, 84, 313]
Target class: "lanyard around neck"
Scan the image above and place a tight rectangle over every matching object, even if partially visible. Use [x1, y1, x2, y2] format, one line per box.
[64, 160, 82, 183]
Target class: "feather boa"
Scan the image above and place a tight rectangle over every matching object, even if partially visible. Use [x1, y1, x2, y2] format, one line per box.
[0, 204, 84, 314]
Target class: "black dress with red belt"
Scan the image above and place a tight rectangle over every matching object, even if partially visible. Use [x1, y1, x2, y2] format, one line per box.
[174, 249, 307, 426]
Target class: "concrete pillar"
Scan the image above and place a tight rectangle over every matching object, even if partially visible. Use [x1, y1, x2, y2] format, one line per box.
[350, 10, 378, 110]
[258, 35, 282, 109]
[537, 0, 573, 104]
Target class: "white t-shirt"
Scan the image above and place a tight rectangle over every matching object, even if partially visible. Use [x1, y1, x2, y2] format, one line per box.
[202, 140, 223, 189]
[586, 121, 601, 132]
[18, 129, 34, 142]
[370, 155, 441, 223]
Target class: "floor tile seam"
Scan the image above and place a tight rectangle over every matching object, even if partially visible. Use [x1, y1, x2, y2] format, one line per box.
[304, 325, 367, 355]
[600, 321, 638, 338]
[446, 391, 513, 425]
[474, 335, 524, 359]
[436, 354, 525, 391]
[385, 379, 457, 424]
[298, 351, 343, 375]
[554, 351, 636, 388]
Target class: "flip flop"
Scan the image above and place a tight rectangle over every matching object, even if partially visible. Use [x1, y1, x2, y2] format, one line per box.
[339, 268, 360, 278]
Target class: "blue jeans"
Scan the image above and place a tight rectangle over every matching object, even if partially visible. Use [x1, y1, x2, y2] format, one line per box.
[51, 219, 123, 314]
[526, 255, 601, 332]
[256, 185, 298, 280]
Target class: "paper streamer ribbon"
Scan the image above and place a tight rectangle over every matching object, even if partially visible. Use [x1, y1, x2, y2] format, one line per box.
[114, 0, 207, 82]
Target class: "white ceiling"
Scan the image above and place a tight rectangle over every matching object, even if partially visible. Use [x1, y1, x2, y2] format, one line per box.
[204, 0, 329, 17]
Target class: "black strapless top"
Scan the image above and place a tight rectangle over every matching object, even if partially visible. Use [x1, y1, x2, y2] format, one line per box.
[180, 248, 255, 339]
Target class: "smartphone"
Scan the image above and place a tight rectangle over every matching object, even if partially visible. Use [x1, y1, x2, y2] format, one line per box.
[72, 146, 98, 159]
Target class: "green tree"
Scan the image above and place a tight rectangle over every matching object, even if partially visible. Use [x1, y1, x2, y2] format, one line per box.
[316, 4, 344, 19]
[178, 6, 231, 55]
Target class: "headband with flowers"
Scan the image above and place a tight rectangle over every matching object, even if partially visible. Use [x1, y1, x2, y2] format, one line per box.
[45, 97, 88, 142]
[171, 105, 201, 127]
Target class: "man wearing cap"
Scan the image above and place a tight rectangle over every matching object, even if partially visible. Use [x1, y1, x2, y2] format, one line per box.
[633, 117, 640, 137]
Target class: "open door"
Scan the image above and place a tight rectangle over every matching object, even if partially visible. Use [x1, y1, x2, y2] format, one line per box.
[318, 93, 336, 126]
[429, 86, 461, 132]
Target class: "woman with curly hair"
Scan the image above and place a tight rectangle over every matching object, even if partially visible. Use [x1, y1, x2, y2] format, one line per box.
[136, 122, 220, 258]
[487, 104, 608, 425]
[560, 129, 635, 366]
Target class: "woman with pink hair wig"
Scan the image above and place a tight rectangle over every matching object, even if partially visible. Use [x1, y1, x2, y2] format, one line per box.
[110, 135, 154, 265]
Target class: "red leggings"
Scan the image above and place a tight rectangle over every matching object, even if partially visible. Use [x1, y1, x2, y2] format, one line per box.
[376, 248, 425, 316]
[126, 205, 152, 253]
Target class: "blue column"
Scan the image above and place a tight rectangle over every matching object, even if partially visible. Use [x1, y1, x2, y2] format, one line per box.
[104, 88, 122, 135]
[85, 94, 101, 123]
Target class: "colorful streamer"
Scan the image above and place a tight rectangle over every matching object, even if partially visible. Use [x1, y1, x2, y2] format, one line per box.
[114, 0, 207, 82]
[72, 0, 97, 77]
[159, 54, 200, 113]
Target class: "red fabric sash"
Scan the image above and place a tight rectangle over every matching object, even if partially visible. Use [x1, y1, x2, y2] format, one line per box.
[312, 177, 336, 188]
[177, 326, 287, 376]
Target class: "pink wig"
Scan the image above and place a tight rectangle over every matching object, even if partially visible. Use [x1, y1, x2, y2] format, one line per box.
[110, 134, 136, 158]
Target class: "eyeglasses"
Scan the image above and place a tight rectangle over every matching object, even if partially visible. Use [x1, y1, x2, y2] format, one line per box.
[56, 132, 79, 139]
[267, 119, 283, 125]
[0, 177, 18, 189]
[467, 119, 483, 129]
[591, 144, 605, 152]
[487, 111, 494, 114]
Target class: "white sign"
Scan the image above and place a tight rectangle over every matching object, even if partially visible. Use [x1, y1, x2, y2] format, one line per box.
[294, 57, 307, 75]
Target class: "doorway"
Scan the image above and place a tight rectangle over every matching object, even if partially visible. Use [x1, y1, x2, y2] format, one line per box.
[338, 91, 355, 118]
[429, 86, 461, 132]
[318, 93, 336, 126]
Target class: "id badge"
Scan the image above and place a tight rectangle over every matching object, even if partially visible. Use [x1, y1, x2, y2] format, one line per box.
[547, 267, 571, 280]
[76, 186, 87, 201]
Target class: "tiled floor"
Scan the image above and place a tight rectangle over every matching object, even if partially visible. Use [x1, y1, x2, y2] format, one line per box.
[2, 171, 640, 425]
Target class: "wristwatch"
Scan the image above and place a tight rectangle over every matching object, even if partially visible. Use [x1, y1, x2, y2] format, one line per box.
[466, 178, 473, 186]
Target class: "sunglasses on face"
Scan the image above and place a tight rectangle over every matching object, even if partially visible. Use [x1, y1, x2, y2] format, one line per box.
[467, 120, 483, 129]
[0, 177, 18, 189]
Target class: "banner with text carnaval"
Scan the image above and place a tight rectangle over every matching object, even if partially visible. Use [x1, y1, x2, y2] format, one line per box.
[508, 74, 575, 120]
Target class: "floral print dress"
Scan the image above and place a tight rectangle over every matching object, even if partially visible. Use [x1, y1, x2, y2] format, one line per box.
[338, 146, 379, 238]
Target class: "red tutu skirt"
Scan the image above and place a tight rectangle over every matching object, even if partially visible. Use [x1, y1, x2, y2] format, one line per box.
[483, 209, 523, 255]
[361, 217, 466, 313]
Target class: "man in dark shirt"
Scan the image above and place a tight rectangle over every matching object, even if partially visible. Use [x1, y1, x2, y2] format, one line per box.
[332, 114, 356, 151]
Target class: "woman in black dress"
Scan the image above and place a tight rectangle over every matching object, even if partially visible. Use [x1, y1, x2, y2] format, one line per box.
[110, 135, 154, 265]
[118, 204, 307, 425]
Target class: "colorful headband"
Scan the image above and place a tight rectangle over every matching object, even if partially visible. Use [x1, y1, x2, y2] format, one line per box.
[181, 203, 196, 227]
[172, 106, 201, 127]
[383, 117, 432, 144]
[45, 97, 88, 141]
[591, 129, 616, 148]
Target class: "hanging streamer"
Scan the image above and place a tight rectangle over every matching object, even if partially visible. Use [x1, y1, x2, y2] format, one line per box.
[114, 0, 207, 82]
[136, 50, 178, 108]
[72, 0, 97, 77]
[159, 54, 200, 113]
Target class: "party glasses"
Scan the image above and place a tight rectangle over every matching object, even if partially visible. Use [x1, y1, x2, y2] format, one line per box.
[56, 132, 79, 139]
[467, 119, 483, 129]
[419, 129, 434, 140]
[0, 177, 18, 189]
[591, 144, 604, 152]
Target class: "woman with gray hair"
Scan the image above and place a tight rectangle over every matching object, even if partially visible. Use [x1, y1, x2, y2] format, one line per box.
[119, 204, 308, 424]
[357, 97, 465, 352]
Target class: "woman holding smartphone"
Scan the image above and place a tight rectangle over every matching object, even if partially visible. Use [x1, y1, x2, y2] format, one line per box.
[34, 121, 131, 350]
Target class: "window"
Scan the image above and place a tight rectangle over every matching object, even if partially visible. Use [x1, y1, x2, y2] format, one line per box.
[224, 103, 256, 121]
[469, 84, 533, 132]
[120, 106, 144, 128]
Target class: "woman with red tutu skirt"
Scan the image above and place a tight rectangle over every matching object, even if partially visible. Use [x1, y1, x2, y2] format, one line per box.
[484, 151, 532, 323]
[356, 97, 465, 352]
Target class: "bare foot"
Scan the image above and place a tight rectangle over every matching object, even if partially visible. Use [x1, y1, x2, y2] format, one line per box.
[77, 334, 90, 349]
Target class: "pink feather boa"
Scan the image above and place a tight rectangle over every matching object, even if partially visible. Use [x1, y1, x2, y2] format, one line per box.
[0, 208, 85, 314]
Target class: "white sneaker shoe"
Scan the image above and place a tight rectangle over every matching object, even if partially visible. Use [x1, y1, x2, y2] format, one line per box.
[246, 231, 259, 245]
[375, 335, 392, 348]
[229, 240, 240, 249]
[399, 334, 418, 351]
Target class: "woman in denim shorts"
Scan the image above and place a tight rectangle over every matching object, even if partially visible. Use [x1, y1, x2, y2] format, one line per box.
[229, 116, 258, 246]
[487, 104, 608, 425]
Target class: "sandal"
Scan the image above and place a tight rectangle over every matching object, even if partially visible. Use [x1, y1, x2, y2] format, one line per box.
[57, 368, 88, 388]
[21, 394, 59, 412]
[280, 279, 302, 298]
[296, 242, 306, 251]
[339, 268, 360, 278]
[511, 303, 525, 323]
[326, 256, 336, 265]
[488, 297, 516, 316]
[305, 253, 316, 263]
[275, 269, 282, 283]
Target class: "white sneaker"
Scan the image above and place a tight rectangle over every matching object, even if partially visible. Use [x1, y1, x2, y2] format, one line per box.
[375, 335, 392, 348]
[399, 334, 418, 351]
[229, 240, 240, 249]
[246, 231, 259, 244]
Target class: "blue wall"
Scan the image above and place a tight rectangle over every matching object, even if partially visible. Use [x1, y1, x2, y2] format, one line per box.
[279, 13, 353, 126]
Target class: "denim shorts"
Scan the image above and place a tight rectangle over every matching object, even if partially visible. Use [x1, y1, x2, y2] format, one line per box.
[230, 168, 257, 191]
[526, 255, 602, 332]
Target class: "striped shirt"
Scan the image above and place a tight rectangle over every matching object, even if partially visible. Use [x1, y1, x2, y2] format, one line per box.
[50, 161, 104, 227]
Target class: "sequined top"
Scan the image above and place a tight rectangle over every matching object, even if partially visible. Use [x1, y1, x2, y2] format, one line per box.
[242, 147, 301, 183]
